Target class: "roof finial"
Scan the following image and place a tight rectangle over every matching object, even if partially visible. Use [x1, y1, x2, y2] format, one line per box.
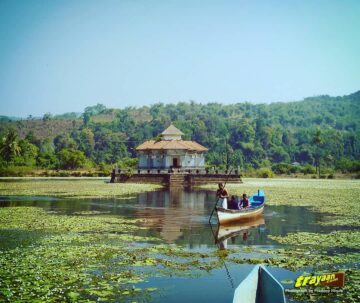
[160, 124, 184, 140]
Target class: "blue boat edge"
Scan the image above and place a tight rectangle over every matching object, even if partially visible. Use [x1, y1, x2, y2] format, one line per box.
[249, 189, 265, 207]
[233, 264, 286, 303]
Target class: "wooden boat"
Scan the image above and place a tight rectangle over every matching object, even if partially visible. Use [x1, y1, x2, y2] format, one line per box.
[233, 265, 286, 303]
[216, 217, 265, 243]
[216, 190, 265, 225]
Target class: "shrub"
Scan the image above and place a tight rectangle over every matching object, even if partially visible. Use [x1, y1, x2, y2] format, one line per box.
[117, 158, 138, 170]
[0, 166, 34, 177]
[58, 148, 87, 169]
[257, 167, 274, 178]
[272, 163, 292, 174]
[301, 164, 316, 175]
[58, 171, 70, 177]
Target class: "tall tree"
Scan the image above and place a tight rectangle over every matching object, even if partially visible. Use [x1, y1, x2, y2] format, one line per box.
[0, 129, 21, 161]
[312, 129, 324, 177]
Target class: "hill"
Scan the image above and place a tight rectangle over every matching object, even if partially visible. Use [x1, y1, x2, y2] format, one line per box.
[0, 91, 359, 175]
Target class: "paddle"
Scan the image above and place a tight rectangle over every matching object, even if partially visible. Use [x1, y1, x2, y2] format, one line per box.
[208, 167, 233, 223]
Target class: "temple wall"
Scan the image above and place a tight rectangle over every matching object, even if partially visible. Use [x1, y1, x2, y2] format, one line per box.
[138, 150, 205, 169]
[112, 172, 242, 186]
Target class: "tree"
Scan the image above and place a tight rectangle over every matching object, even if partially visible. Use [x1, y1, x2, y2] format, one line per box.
[58, 149, 87, 169]
[37, 139, 58, 168]
[84, 104, 107, 116]
[268, 146, 290, 163]
[42, 112, 53, 121]
[312, 129, 324, 177]
[54, 134, 77, 153]
[295, 148, 314, 164]
[83, 112, 91, 126]
[0, 129, 21, 162]
[72, 128, 95, 158]
[15, 140, 38, 166]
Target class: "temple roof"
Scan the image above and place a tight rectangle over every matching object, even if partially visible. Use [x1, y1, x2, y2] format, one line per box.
[136, 140, 208, 152]
[160, 124, 184, 137]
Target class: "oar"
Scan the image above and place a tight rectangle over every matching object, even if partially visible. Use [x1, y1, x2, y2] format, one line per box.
[208, 167, 233, 223]
[208, 220, 235, 289]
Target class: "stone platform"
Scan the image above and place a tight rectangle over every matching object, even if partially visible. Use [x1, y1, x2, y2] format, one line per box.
[110, 169, 242, 187]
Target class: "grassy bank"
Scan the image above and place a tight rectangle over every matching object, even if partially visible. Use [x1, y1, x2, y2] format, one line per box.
[0, 178, 162, 199]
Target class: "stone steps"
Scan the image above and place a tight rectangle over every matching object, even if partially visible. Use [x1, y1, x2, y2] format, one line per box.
[169, 174, 186, 185]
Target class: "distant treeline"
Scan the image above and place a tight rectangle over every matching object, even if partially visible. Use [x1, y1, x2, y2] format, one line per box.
[1, 91, 360, 176]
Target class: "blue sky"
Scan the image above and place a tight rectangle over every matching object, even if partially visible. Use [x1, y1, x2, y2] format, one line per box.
[0, 0, 359, 117]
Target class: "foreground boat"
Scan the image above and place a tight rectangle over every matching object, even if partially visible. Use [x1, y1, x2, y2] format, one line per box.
[233, 265, 286, 303]
[216, 190, 265, 225]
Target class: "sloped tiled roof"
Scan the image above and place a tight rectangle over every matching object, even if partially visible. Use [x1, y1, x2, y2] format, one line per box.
[160, 124, 184, 136]
[136, 140, 208, 152]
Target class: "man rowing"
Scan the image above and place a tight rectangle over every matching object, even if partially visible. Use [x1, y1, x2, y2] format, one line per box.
[216, 183, 229, 209]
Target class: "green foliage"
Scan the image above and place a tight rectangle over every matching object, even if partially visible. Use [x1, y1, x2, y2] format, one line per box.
[257, 167, 274, 178]
[15, 139, 38, 166]
[0, 129, 21, 161]
[42, 112, 52, 121]
[117, 157, 138, 169]
[301, 164, 316, 174]
[0, 166, 36, 177]
[0, 92, 360, 175]
[58, 149, 87, 169]
[268, 146, 290, 163]
[272, 162, 293, 174]
[335, 158, 360, 173]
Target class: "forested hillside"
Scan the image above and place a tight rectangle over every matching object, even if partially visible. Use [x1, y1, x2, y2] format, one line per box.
[1, 91, 359, 176]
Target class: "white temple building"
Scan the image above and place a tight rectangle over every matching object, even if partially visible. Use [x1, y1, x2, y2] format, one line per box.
[136, 124, 208, 170]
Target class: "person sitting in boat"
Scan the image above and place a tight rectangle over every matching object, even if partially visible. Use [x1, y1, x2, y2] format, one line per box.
[228, 195, 240, 210]
[239, 193, 250, 208]
[216, 183, 229, 209]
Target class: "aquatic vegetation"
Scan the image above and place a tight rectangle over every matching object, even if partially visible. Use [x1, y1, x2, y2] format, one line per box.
[1, 178, 359, 302]
[0, 207, 224, 302]
[201, 179, 360, 302]
[0, 179, 162, 199]
[269, 231, 360, 249]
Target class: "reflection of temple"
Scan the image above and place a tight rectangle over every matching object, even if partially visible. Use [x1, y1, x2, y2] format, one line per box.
[137, 188, 208, 210]
[136, 189, 209, 243]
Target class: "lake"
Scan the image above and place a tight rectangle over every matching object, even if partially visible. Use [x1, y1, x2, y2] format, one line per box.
[1, 184, 345, 303]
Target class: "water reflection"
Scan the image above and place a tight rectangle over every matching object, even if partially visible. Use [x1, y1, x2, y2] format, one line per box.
[0, 188, 334, 249]
[213, 217, 266, 250]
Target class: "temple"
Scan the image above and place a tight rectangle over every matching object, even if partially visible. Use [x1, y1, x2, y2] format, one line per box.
[136, 124, 207, 170]
[111, 124, 241, 186]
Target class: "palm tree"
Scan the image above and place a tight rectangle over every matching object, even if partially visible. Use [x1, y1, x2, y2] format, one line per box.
[312, 129, 323, 178]
[0, 129, 21, 161]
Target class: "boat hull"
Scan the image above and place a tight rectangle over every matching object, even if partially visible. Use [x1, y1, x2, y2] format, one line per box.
[216, 205, 264, 225]
[233, 265, 286, 303]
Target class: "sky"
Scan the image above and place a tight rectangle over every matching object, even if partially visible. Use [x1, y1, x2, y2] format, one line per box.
[0, 0, 359, 117]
